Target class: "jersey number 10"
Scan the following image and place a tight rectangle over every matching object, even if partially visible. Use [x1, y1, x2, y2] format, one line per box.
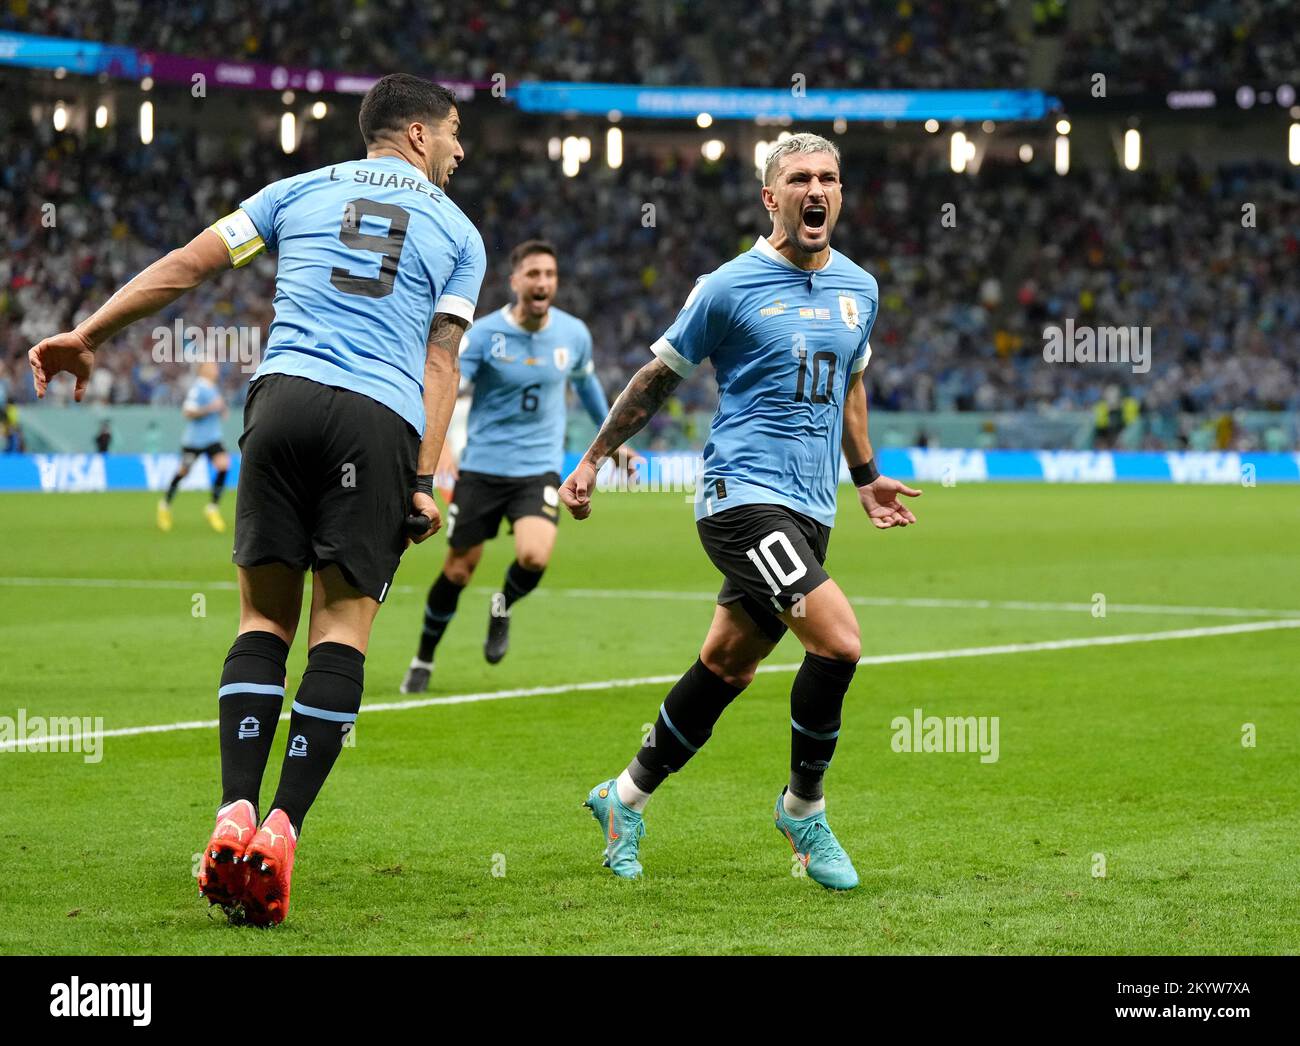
[794, 349, 837, 404]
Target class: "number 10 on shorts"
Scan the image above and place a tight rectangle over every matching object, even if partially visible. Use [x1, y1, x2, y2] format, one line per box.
[745, 531, 808, 596]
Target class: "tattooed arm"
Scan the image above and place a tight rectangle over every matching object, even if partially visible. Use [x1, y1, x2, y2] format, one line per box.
[559, 357, 682, 519]
[409, 312, 468, 542]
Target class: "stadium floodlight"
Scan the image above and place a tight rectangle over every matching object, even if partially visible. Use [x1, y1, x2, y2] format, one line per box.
[1055, 118, 1070, 135]
[701, 139, 725, 162]
[833, 116, 847, 134]
[52, 103, 67, 132]
[696, 112, 713, 128]
[140, 76, 153, 91]
[547, 136, 562, 161]
[1290, 123, 1300, 166]
[578, 136, 591, 163]
[950, 131, 968, 173]
[1123, 128, 1141, 171]
[1019, 143, 1033, 162]
[311, 101, 327, 119]
[753, 140, 768, 174]
[606, 126, 623, 168]
[924, 118, 939, 133]
[982, 120, 995, 133]
[561, 136, 581, 177]
[139, 100, 153, 144]
[94, 104, 108, 129]
[280, 111, 296, 154]
[1055, 133, 1069, 175]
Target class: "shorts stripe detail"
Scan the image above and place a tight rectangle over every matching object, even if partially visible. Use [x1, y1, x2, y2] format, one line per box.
[791, 717, 839, 741]
[291, 701, 358, 724]
[217, 682, 285, 698]
[658, 703, 698, 754]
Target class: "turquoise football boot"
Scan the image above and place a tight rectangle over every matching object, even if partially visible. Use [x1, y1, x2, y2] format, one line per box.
[583, 778, 646, 879]
[774, 788, 859, 891]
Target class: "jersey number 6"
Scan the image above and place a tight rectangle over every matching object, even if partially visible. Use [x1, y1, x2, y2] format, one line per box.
[330, 198, 410, 299]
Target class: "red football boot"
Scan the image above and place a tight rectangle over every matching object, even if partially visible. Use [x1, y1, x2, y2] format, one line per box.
[198, 798, 256, 912]
[242, 808, 298, 927]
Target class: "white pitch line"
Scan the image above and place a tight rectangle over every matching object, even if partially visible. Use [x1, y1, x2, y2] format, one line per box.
[2, 576, 1298, 620]
[2, 618, 1296, 752]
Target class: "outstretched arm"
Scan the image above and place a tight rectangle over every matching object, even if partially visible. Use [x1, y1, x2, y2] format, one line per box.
[28, 228, 233, 401]
[559, 357, 682, 519]
[842, 371, 922, 529]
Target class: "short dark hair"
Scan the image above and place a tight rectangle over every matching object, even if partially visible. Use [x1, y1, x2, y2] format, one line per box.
[359, 74, 458, 146]
[510, 239, 558, 270]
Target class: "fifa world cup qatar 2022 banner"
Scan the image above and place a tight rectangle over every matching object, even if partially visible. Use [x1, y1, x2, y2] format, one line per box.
[1, 450, 1298, 493]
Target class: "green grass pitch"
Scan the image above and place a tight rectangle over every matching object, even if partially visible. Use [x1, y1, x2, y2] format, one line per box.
[0, 483, 1297, 955]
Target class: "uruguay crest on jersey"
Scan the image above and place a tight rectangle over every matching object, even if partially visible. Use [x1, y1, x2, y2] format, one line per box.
[838, 292, 860, 329]
[553, 346, 570, 370]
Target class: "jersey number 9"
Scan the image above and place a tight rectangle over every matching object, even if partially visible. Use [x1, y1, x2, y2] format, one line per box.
[330, 198, 410, 299]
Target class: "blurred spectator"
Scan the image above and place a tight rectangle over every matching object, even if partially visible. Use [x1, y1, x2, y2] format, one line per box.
[3, 106, 1297, 451]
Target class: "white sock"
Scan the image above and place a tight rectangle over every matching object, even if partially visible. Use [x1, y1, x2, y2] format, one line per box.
[615, 769, 652, 812]
[409, 656, 432, 670]
[782, 789, 825, 819]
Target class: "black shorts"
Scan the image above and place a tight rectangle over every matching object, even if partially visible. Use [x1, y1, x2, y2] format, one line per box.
[180, 442, 225, 469]
[446, 469, 560, 549]
[232, 374, 419, 603]
[696, 503, 832, 643]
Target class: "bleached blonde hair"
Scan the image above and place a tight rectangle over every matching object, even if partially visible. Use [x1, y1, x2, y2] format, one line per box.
[763, 132, 841, 186]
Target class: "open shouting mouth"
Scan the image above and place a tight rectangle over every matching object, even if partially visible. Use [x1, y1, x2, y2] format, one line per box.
[795, 201, 826, 229]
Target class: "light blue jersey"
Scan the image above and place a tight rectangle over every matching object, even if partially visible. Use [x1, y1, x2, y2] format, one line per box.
[232, 156, 486, 435]
[458, 305, 608, 477]
[652, 236, 877, 528]
[181, 377, 223, 448]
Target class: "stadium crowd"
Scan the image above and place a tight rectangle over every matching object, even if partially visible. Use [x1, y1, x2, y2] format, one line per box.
[2, 110, 1298, 450]
[4, 0, 1291, 92]
[1056, 0, 1299, 95]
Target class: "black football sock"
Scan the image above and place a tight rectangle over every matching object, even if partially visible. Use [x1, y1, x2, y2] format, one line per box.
[417, 573, 464, 662]
[164, 472, 183, 504]
[268, 642, 364, 834]
[788, 652, 857, 803]
[218, 630, 289, 814]
[501, 560, 544, 609]
[211, 469, 228, 505]
[628, 658, 744, 793]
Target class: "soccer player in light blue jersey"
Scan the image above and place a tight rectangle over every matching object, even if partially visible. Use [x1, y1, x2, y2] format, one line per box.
[561, 133, 923, 890]
[157, 360, 231, 534]
[28, 75, 485, 925]
[401, 240, 636, 692]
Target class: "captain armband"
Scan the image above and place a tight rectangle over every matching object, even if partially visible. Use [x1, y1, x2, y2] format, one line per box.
[210, 210, 266, 268]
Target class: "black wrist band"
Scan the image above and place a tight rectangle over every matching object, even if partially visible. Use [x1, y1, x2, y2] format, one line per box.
[414, 474, 435, 496]
[850, 460, 880, 487]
